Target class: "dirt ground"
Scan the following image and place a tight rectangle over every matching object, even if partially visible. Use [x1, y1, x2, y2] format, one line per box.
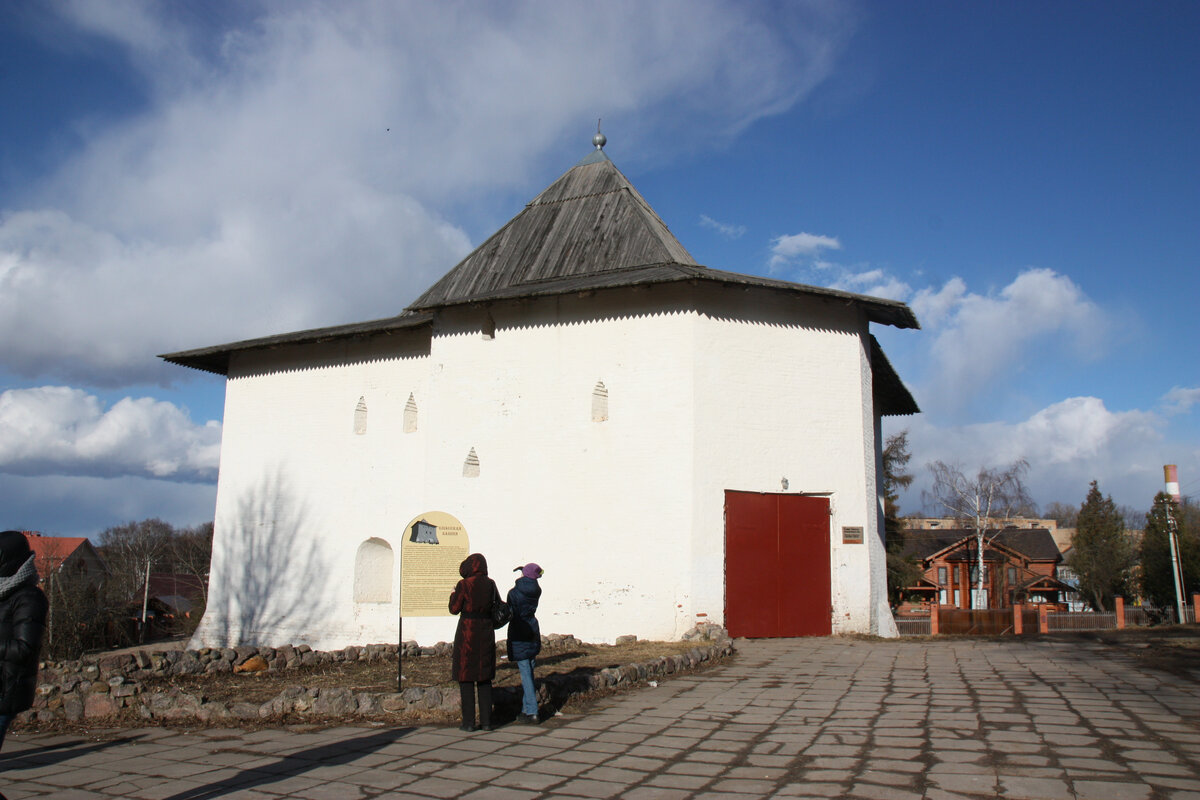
[1040, 625, 1200, 679]
[158, 639, 706, 706]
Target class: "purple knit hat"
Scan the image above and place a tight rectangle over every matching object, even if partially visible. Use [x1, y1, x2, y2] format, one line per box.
[515, 563, 543, 579]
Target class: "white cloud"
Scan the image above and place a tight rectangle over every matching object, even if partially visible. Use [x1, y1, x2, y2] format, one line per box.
[0, 387, 220, 482]
[699, 214, 746, 239]
[769, 231, 841, 269]
[890, 395, 1182, 513]
[2, 1, 853, 386]
[910, 277, 967, 328]
[910, 269, 1105, 412]
[829, 268, 911, 301]
[1162, 386, 1200, 415]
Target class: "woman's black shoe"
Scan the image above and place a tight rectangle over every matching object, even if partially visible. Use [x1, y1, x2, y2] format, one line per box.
[459, 723, 479, 732]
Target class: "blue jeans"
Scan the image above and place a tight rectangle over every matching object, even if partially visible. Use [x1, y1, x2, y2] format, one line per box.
[516, 658, 537, 717]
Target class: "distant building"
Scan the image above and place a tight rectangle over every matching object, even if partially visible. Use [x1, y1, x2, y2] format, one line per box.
[896, 527, 1072, 610]
[905, 517, 1060, 532]
[21, 532, 107, 590]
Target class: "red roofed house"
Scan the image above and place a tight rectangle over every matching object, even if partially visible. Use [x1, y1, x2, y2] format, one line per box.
[21, 532, 108, 590]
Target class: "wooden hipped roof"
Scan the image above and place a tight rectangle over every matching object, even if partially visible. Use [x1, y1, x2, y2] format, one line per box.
[407, 150, 697, 310]
[162, 145, 921, 416]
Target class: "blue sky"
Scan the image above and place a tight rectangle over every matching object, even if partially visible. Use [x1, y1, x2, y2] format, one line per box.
[2, 1, 1197, 537]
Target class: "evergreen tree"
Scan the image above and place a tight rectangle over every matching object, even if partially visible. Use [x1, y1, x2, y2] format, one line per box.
[882, 431, 923, 604]
[1067, 481, 1134, 611]
[1140, 493, 1200, 611]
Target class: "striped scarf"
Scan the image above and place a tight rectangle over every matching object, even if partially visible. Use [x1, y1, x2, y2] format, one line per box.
[0, 554, 38, 600]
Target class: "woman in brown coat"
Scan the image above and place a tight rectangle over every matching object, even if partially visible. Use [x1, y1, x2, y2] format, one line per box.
[448, 553, 498, 731]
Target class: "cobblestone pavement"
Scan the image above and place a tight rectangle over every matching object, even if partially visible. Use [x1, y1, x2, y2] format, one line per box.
[2, 636, 1198, 799]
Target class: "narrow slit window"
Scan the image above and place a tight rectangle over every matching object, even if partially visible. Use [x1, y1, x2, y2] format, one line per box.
[591, 380, 608, 422]
[353, 396, 368, 435]
[404, 393, 418, 433]
[463, 447, 480, 478]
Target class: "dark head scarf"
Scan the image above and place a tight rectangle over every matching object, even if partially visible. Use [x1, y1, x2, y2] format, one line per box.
[0, 531, 32, 578]
[459, 552, 488, 579]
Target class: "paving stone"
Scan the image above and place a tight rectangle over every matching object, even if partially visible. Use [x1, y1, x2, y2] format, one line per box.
[709, 777, 780, 794]
[929, 772, 999, 794]
[549, 777, 629, 798]
[999, 775, 1074, 799]
[1071, 780, 1153, 800]
[771, 781, 848, 797]
[846, 779, 924, 800]
[645, 773, 713, 790]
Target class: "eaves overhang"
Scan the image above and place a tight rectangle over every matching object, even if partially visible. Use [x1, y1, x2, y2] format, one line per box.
[159, 311, 434, 376]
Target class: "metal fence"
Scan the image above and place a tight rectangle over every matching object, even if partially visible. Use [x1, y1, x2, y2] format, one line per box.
[895, 616, 931, 636]
[1124, 606, 1153, 627]
[895, 603, 1196, 637]
[939, 609, 1016, 635]
[1046, 612, 1116, 632]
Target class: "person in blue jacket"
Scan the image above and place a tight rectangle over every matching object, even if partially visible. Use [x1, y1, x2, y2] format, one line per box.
[507, 562, 543, 724]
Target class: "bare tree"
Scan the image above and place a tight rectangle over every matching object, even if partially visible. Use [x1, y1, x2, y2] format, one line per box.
[924, 459, 1033, 608]
[172, 521, 214, 607]
[1043, 501, 1079, 528]
[98, 518, 175, 640]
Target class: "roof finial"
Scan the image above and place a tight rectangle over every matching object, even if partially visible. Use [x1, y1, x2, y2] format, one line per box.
[593, 118, 606, 150]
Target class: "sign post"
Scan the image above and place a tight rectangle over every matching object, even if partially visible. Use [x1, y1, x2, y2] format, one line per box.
[397, 511, 470, 691]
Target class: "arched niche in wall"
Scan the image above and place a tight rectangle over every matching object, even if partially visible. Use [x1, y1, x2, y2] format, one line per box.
[354, 538, 393, 603]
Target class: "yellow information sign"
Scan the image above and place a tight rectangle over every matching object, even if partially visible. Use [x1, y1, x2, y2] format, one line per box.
[399, 511, 470, 617]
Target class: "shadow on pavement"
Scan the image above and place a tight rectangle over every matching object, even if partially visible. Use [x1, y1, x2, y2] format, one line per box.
[0, 733, 147, 772]
[160, 726, 417, 800]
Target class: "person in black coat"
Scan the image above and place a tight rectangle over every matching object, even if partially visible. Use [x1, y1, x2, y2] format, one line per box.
[507, 562, 543, 724]
[0, 531, 48, 752]
[448, 553, 498, 731]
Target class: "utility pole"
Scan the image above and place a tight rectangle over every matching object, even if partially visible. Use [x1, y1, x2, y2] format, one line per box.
[1164, 465, 1187, 623]
[140, 558, 152, 643]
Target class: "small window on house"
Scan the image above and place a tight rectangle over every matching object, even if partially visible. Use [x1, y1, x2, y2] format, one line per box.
[354, 538, 393, 603]
[463, 447, 480, 478]
[353, 397, 368, 435]
[1008, 566, 1017, 585]
[592, 380, 608, 422]
[937, 567, 947, 585]
[404, 393, 418, 433]
[939, 588, 947, 605]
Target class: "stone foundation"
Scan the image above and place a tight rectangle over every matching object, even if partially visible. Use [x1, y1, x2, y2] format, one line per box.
[22, 627, 733, 725]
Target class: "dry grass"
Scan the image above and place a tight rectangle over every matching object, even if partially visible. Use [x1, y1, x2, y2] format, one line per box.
[117, 640, 707, 707]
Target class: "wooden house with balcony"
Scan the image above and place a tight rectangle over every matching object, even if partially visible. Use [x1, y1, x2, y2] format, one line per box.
[895, 527, 1073, 612]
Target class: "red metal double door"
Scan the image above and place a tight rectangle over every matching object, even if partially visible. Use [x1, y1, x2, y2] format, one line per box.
[724, 490, 832, 638]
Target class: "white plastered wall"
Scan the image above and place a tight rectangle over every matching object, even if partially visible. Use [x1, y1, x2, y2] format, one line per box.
[193, 333, 432, 649]
[192, 285, 893, 649]
[688, 287, 890, 636]
[195, 289, 701, 649]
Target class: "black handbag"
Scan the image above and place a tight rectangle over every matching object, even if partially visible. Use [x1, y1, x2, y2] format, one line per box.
[491, 586, 512, 629]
